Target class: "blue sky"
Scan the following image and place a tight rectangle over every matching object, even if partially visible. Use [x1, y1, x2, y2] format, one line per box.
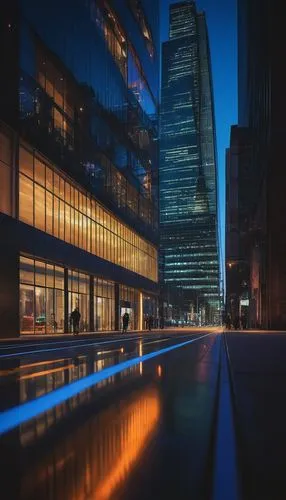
[160, 0, 238, 271]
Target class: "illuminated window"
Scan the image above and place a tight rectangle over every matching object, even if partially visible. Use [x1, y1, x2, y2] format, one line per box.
[0, 125, 13, 215]
[68, 270, 90, 332]
[20, 256, 64, 335]
[95, 1, 127, 80]
[19, 144, 158, 282]
[128, 0, 155, 58]
[95, 278, 115, 331]
[36, 45, 74, 148]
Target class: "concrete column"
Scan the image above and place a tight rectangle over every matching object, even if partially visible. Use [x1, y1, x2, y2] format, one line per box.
[64, 267, 69, 333]
[90, 275, 94, 332]
[115, 283, 120, 331]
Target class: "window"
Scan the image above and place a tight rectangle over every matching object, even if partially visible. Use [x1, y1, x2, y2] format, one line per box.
[120, 285, 139, 330]
[68, 270, 90, 332]
[18, 144, 158, 282]
[0, 126, 13, 215]
[94, 278, 115, 331]
[20, 256, 64, 335]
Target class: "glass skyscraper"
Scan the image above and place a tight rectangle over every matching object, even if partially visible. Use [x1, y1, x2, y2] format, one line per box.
[160, 1, 220, 324]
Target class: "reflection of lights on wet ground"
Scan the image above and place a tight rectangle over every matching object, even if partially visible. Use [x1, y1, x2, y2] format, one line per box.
[20, 364, 74, 381]
[139, 340, 143, 375]
[94, 388, 160, 499]
[21, 388, 160, 500]
[157, 365, 162, 377]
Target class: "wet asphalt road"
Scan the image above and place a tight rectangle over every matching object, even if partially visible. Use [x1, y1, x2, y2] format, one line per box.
[0, 329, 221, 500]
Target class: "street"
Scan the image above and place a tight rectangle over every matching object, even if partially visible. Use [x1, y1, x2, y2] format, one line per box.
[0, 329, 222, 500]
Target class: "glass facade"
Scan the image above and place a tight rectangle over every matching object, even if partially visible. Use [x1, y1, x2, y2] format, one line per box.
[120, 285, 140, 331]
[19, 254, 154, 335]
[19, 144, 158, 282]
[20, 256, 65, 334]
[160, 2, 220, 323]
[0, 124, 13, 216]
[94, 278, 115, 332]
[68, 270, 90, 332]
[0, 0, 160, 339]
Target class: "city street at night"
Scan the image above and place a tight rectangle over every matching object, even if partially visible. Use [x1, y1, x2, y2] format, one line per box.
[0, 329, 224, 500]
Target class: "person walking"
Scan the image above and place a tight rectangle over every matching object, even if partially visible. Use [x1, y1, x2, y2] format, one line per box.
[148, 315, 153, 331]
[70, 307, 81, 335]
[122, 312, 130, 333]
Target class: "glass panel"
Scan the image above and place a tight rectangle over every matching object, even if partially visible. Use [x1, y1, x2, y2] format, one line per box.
[20, 284, 34, 334]
[55, 266, 64, 290]
[46, 191, 53, 235]
[0, 163, 11, 215]
[34, 158, 46, 187]
[55, 290, 64, 332]
[53, 196, 59, 238]
[96, 297, 102, 331]
[46, 288, 54, 333]
[79, 273, 88, 294]
[59, 200, 65, 240]
[54, 173, 59, 196]
[46, 167, 53, 192]
[34, 184, 46, 231]
[20, 256, 34, 285]
[78, 294, 89, 332]
[19, 174, 34, 225]
[46, 264, 54, 288]
[35, 287, 46, 334]
[19, 147, 33, 179]
[65, 204, 71, 243]
[35, 260, 46, 286]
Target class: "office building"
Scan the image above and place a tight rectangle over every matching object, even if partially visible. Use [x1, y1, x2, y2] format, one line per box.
[234, 0, 286, 328]
[0, 0, 159, 337]
[160, 1, 220, 324]
[225, 126, 251, 326]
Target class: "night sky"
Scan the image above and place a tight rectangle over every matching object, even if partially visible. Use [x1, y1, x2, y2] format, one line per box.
[160, 0, 237, 273]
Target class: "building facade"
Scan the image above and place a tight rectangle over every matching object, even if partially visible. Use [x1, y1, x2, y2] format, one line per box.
[160, 1, 220, 325]
[233, 0, 286, 328]
[0, 0, 159, 337]
[225, 126, 251, 326]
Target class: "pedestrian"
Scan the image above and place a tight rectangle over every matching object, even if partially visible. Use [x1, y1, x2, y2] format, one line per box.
[122, 311, 130, 333]
[241, 315, 247, 329]
[234, 316, 240, 330]
[70, 307, 81, 335]
[225, 314, 231, 330]
[145, 315, 149, 330]
[159, 316, 164, 329]
[148, 314, 153, 331]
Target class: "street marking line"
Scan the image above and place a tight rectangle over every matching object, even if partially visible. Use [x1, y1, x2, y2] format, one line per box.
[0, 336, 143, 360]
[0, 335, 143, 352]
[213, 336, 240, 500]
[0, 332, 215, 436]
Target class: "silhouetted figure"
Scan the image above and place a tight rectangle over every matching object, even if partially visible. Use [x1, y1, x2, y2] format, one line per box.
[148, 315, 153, 331]
[70, 307, 81, 335]
[241, 315, 247, 329]
[234, 316, 240, 330]
[225, 314, 231, 330]
[122, 312, 130, 333]
[145, 315, 149, 330]
[159, 316, 164, 329]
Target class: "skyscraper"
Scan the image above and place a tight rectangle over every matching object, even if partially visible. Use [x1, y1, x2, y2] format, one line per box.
[160, 1, 220, 325]
[232, 0, 286, 329]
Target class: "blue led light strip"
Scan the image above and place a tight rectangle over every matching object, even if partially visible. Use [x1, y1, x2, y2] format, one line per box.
[0, 332, 215, 436]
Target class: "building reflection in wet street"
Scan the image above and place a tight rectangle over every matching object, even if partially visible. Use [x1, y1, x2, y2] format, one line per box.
[20, 386, 160, 500]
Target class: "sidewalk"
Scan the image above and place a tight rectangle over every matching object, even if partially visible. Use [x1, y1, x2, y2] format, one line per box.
[0, 329, 164, 344]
